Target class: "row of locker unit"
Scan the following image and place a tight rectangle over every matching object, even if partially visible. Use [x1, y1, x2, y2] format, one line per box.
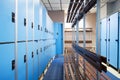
[0, 0, 63, 80]
[0, 41, 56, 80]
[0, 0, 55, 42]
[101, 12, 120, 71]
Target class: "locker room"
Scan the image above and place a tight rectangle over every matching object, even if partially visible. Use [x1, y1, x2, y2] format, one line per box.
[0, 0, 120, 80]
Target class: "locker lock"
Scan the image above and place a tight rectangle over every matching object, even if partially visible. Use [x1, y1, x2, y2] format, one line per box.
[32, 52, 34, 58]
[24, 18, 26, 26]
[12, 60, 15, 70]
[24, 55, 26, 63]
[12, 12, 15, 23]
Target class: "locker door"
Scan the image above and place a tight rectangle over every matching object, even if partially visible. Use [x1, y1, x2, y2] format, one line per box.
[39, 41, 43, 75]
[34, 42, 39, 80]
[34, 0, 40, 40]
[18, 0, 26, 41]
[18, 43, 26, 80]
[39, 4, 42, 40]
[0, 44, 15, 80]
[118, 12, 120, 70]
[0, 0, 15, 42]
[28, 0, 34, 40]
[107, 18, 110, 63]
[101, 18, 107, 57]
[28, 42, 34, 80]
[109, 12, 119, 68]
[42, 7, 46, 29]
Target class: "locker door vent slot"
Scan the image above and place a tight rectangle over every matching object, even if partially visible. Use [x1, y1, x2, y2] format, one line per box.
[32, 52, 34, 58]
[12, 12, 15, 23]
[24, 55, 26, 63]
[12, 60, 15, 70]
[24, 18, 26, 26]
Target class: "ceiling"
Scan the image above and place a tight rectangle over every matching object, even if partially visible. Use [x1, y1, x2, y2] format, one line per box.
[41, 0, 70, 12]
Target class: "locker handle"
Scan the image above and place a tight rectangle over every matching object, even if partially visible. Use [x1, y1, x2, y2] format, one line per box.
[38, 25, 40, 30]
[12, 12, 15, 23]
[40, 48, 42, 52]
[31, 22, 33, 29]
[24, 55, 26, 63]
[36, 49, 38, 55]
[32, 52, 34, 58]
[12, 60, 15, 70]
[24, 18, 26, 26]
[41, 27, 42, 31]
[115, 39, 118, 42]
[105, 39, 107, 41]
[108, 39, 110, 41]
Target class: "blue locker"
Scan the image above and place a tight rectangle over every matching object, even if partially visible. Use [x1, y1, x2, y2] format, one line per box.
[18, 43, 26, 80]
[0, 0, 15, 42]
[34, 0, 40, 40]
[18, 0, 26, 41]
[28, 0, 34, 40]
[101, 18, 107, 57]
[39, 4, 43, 40]
[109, 12, 119, 68]
[39, 41, 44, 75]
[34, 42, 39, 80]
[42, 7, 46, 29]
[119, 12, 120, 70]
[54, 23, 63, 55]
[28, 42, 34, 80]
[0, 44, 15, 80]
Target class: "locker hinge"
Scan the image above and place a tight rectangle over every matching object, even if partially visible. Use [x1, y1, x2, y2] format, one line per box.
[36, 49, 38, 55]
[32, 52, 34, 58]
[24, 18, 26, 26]
[12, 12, 15, 23]
[24, 55, 26, 63]
[12, 60, 15, 70]
[38, 25, 40, 30]
[31, 22, 33, 29]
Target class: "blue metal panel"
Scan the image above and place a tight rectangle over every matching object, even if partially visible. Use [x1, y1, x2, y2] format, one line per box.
[18, 0, 26, 41]
[28, 0, 33, 40]
[34, 0, 40, 40]
[54, 23, 63, 55]
[107, 18, 110, 63]
[101, 18, 107, 57]
[18, 43, 26, 80]
[28, 42, 34, 80]
[109, 12, 119, 68]
[42, 7, 46, 29]
[34, 42, 39, 80]
[118, 12, 120, 70]
[0, 0, 15, 42]
[0, 44, 15, 80]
